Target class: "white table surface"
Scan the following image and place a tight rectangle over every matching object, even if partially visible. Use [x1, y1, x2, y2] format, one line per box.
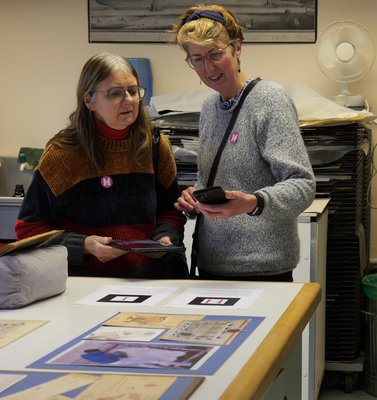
[0, 277, 320, 399]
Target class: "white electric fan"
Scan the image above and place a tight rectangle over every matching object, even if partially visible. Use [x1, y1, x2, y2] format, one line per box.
[316, 20, 376, 108]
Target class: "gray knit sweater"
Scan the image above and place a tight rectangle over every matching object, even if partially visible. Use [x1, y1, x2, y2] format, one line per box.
[196, 78, 315, 276]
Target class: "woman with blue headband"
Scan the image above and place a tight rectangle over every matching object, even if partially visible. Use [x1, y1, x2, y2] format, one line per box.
[170, 5, 315, 281]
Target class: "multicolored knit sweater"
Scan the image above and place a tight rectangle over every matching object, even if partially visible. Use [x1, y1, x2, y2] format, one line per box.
[15, 131, 186, 277]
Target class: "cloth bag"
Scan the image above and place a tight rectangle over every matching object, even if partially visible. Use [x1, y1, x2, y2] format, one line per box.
[0, 246, 68, 309]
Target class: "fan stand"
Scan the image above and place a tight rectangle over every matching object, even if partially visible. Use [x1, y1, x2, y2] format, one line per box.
[333, 83, 366, 109]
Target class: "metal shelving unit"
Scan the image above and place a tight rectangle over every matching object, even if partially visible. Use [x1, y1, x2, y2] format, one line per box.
[301, 121, 372, 393]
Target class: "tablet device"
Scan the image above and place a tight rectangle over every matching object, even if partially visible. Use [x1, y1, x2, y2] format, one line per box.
[109, 239, 185, 253]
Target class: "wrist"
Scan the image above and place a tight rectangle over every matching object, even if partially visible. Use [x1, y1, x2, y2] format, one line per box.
[248, 192, 264, 216]
[184, 211, 197, 219]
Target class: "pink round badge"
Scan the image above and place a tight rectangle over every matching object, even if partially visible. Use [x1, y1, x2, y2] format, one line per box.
[229, 132, 239, 144]
[101, 176, 113, 189]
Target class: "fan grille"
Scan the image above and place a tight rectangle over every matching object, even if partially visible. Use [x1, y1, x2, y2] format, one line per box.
[316, 20, 376, 84]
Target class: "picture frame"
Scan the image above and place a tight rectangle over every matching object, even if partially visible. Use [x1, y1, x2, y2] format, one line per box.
[88, 0, 317, 44]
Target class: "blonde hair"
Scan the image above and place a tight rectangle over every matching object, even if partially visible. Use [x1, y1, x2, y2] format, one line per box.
[169, 4, 244, 53]
[48, 52, 152, 171]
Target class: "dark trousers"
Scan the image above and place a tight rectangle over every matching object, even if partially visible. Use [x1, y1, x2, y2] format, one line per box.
[198, 269, 293, 282]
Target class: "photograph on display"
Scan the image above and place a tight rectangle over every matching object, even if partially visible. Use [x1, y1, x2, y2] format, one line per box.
[103, 312, 204, 328]
[0, 371, 204, 400]
[84, 326, 164, 342]
[29, 312, 265, 376]
[46, 340, 216, 370]
[160, 319, 250, 345]
[88, 0, 317, 43]
[0, 320, 48, 349]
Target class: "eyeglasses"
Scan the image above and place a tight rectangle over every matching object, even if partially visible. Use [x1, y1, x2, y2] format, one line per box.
[185, 44, 232, 70]
[93, 86, 145, 104]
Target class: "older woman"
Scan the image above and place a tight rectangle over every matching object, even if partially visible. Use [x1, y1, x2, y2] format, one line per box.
[16, 52, 187, 278]
[171, 5, 315, 281]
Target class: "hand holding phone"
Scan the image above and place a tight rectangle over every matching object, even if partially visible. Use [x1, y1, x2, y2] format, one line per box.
[192, 186, 228, 204]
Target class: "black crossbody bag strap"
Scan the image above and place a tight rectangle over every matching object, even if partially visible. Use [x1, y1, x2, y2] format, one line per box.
[152, 126, 160, 176]
[190, 78, 261, 278]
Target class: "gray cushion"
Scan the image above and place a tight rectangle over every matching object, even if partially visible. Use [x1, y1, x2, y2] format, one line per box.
[0, 246, 68, 309]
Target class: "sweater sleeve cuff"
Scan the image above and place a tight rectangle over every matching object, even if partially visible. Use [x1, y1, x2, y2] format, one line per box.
[47, 232, 87, 265]
[152, 223, 183, 246]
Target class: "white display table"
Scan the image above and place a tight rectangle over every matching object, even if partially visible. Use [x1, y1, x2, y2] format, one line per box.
[0, 278, 320, 399]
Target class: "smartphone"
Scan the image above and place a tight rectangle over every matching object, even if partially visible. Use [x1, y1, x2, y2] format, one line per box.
[192, 186, 228, 204]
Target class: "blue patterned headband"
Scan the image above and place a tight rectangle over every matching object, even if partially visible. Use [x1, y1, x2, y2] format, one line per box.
[185, 10, 225, 25]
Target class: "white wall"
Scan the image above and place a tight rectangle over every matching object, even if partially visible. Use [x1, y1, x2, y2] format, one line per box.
[1, 0, 377, 257]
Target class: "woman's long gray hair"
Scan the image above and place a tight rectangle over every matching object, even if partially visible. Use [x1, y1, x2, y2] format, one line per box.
[48, 52, 152, 171]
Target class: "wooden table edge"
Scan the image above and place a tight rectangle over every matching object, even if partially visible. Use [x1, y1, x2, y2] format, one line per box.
[220, 282, 322, 400]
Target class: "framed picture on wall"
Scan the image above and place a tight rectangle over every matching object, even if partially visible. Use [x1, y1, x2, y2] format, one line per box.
[88, 0, 317, 44]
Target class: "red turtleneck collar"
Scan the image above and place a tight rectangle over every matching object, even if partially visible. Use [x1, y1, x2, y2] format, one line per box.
[95, 119, 130, 140]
